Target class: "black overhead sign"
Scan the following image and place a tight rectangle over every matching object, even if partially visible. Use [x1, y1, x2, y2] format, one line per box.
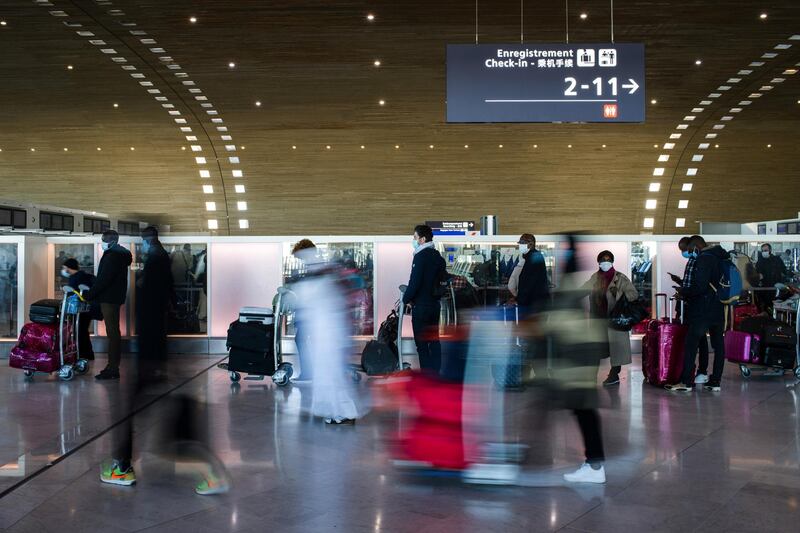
[447, 43, 646, 123]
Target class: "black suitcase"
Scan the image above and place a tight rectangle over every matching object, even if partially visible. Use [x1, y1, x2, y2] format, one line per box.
[228, 347, 276, 376]
[763, 347, 796, 369]
[30, 299, 61, 325]
[762, 322, 797, 348]
[361, 340, 398, 375]
[226, 321, 273, 353]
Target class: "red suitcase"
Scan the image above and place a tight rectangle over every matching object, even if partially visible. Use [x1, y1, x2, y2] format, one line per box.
[642, 294, 687, 387]
[732, 304, 759, 330]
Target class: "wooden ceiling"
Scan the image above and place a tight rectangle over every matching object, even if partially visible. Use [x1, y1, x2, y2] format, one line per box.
[0, 0, 798, 235]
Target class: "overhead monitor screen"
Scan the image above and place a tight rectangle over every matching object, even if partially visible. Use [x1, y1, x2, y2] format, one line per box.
[447, 43, 645, 123]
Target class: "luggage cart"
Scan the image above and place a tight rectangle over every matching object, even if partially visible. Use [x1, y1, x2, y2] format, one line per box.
[20, 286, 90, 381]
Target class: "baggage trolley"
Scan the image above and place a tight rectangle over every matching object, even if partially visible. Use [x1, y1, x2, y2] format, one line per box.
[226, 289, 294, 386]
[20, 286, 91, 381]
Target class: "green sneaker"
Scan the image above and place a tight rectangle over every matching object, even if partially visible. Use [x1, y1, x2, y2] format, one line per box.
[195, 472, 230, 496]
[100, 461, 136, 486]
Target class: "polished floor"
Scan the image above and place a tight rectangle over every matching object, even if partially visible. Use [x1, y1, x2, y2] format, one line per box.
[0, 353, 798, 533]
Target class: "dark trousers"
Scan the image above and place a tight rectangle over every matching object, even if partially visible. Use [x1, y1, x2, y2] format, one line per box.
[137, 303, 168, 375]
[697, 335, 709, 374]
[77, 313, 94, 359]
[100, 303, 122, 370]
[574, 409, 605, 464]
[680, 319, 725, 384]
[411, 304, 441, 373]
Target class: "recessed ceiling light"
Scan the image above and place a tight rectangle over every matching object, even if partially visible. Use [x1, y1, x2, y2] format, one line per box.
[113, 103, 119, 108]
[240, 146, 245, 150]
[767, 144, 772, 148]
[367, 14, 375, 21]
[695, 59, 703, 66]
[567, 144, 572, 148]
[202, 185, 213, 194]
[63, 148, 68, 151]
[379, 99, 386, 106]
[602, 144, 607, 148]
[653, 144, 659, 148]
[130, 147, 135, 151]
[650, 99, 657, 104]
[374, 60, 381, 67]
[67, 65, 73, 70]
[580, 13, 588, 20]
[205, 201, 216, 211]
[237, 201, 247, 211]
[255, 101, 262, 107]
[464, 144, 469, 148]
[181, 146, 187, 151]
[228, 62, 236, 68]
[326, 145, 331, 150]
[0, 21, 7, 27]
[30, 148, 35, 152]
[429, 144, 434, 149]
[239, 219, 249, 229]
[292, 145, 297, 150]
[235, 184, 245, 193]
[96, 147, 102, 151]
[533, 144, 538, 148]
[189, 16, 197, 23]
[395, 145, 400, 149]
[714, 144, 719, 148]
[759, 13, 767, 20]
[498, 144, 504, 148]
[208, 219, 218, 230]
[360, 145, 365, 149]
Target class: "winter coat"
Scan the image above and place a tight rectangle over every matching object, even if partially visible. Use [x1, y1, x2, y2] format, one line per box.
[584, 270, 638, 366]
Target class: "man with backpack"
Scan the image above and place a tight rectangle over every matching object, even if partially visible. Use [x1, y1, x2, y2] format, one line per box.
[666, 235, 728, 392]
[403, 224, 447, 374]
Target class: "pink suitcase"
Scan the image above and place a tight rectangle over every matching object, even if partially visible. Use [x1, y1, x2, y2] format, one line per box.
[642, 294, 687, 387]
[724, 330, 762, 366]
[9, 322, 76, 374]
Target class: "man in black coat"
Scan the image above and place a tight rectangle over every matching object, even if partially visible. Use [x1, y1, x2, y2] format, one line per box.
[84, 230, 132, 380]
[136, 226, 174, 380]
[402, 224, 447, 373]
[756, 243, 788, 312]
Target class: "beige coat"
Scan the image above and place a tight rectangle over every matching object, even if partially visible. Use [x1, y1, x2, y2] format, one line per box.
[584, 271, 638, 366]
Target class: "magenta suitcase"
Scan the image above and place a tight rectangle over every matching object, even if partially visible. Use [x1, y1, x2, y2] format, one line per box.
[724, 330, 762, 366]
[642, 294, 687, 387]
[9, 322, 76, 374]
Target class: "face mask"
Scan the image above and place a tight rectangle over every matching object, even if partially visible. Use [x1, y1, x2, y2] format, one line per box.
[60, 269, 69, 278]
[761, 251, 770, 258]
[681, 251, 690, 259]
[598, 262, 613, 272]
[518, 244, 529, 254]
[141, 241, 151, 255]
[412, 239, 420, 250]
[101, 241, 113, 251]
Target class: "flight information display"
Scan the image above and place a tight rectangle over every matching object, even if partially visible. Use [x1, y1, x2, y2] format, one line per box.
[447, 43, 645, 123]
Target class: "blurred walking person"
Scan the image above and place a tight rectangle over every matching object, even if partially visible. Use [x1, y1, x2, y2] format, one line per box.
[101, 227, 229, 494]
[292, 240, 369, 424]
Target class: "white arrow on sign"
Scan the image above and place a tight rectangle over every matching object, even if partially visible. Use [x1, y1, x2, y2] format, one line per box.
[622, 79, 639, 94]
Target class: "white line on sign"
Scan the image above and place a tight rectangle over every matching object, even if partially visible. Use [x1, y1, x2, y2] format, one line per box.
[486, 99, 619, 103]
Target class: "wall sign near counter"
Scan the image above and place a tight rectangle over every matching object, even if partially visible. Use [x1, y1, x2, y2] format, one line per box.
[447, 43, 645, 123]
[426, 220, 478, 236]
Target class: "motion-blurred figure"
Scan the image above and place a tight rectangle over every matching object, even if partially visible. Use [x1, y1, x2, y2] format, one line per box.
[100, 227, 229, 495]
[292, 240, 369, 424]
[543, 235, 608, 484]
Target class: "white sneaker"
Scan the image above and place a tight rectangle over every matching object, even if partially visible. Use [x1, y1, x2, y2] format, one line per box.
[694, 373, 709, 384]
[563, 463, 606, 484]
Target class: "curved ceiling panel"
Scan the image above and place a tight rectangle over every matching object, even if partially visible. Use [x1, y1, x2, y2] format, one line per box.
[0, 0, 798, 235]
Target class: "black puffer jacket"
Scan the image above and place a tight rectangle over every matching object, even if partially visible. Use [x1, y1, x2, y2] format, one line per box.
[85, 245, 132, 305]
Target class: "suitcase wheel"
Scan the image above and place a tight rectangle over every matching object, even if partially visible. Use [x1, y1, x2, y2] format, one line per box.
[794, 367, 800, 380]
[23, 370, 34, 379]
[229, 371, 242, 383]
[272, 363, 293, 387]
[58, 366, 74, 382]
[75, 360, 89, 375]
[739, 365, 751, 378]
[351, 369, 362, 383]
[402, 362, 412, 370]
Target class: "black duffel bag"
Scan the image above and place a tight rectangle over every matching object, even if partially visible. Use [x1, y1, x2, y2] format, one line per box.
[608, 295, 648, 332]
[361, 340, 398, 376]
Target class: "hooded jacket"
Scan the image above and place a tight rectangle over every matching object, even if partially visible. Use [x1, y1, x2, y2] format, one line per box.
[679, 245, 728, 322]
[85, 244, 133, 305]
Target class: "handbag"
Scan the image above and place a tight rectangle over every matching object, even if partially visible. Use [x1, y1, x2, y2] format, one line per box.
[608, 294, 648, 332]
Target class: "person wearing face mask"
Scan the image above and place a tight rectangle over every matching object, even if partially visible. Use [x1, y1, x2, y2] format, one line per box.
[84, 230, 132, 380]
[755, 243, 788, 313]
[403, 224, 447, 373]
[135, 226, 173, 381]
[61, 258, 98, 362]
[508, 233, 550, 316]
[668, 236, 710, 384]
[583, 251, 638, 386]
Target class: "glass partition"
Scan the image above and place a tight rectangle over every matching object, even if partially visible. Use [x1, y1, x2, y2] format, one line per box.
[53, 244, 94, 298]
[0, 243, 18, 338]
[435, 241, 556, 306]
[281, 241, 375, 336]
[133, 242, 209, 335]
[734, 241, 800, 284]
[631, 241, 656, 303]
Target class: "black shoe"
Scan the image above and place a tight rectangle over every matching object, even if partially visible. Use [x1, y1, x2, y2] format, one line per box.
[704, 380, 721, 392]
[602, 374, 620, 386]
[95, 368, 120, 380]
[83, 353, 95, 361]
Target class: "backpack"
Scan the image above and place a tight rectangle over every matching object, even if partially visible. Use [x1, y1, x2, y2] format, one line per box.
[377, 309, 399, 346]
[712, 255, 743, 304]
[361, 340, 399, 375]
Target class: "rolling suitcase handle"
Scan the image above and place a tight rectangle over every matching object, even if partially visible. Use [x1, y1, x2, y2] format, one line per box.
[667, 296, 684, 325]
[655, 293, 669, 321]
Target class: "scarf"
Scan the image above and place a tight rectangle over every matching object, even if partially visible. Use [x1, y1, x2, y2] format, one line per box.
[594, 267, 616, 317]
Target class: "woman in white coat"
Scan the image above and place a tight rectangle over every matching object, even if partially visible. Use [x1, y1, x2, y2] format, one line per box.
[584, 250, 638, 386]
